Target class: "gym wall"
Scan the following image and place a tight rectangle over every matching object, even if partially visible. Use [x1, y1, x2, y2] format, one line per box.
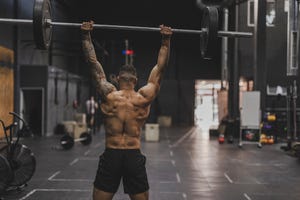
[20, 65, 89, 136]
[237, 0, 287, 86]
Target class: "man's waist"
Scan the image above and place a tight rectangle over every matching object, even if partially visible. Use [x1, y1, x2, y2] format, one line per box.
[104, 147, 141, 153]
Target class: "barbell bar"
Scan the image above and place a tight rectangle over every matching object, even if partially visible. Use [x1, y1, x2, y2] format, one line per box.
[60, 132, 92, 150]
[0, 18, 253, 37]
[46, 20, 253, 38]
[0, 0, 253, 59]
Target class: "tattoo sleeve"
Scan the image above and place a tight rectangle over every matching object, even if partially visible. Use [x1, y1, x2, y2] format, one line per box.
[82, 32, 116, 100]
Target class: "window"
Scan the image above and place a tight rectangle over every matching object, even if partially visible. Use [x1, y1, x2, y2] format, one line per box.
[247, 0, 276, 27]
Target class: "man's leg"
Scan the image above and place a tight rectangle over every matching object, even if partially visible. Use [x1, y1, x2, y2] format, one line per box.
[93, 187, 114, 200]
[124, 151, 149, 200]
[129, 191, 149, 200]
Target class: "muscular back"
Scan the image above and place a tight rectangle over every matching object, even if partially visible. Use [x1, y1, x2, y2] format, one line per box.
[101, 90, 151, 149]
[81, 22, 172, 149]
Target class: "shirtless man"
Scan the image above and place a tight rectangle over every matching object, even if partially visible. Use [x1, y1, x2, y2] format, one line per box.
[81, 21, 172, 200]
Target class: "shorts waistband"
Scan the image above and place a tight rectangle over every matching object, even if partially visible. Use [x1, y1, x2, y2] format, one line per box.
[105, 148, 141, 153]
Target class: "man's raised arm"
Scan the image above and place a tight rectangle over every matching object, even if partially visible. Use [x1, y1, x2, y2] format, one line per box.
[138, 25, 172, 101]
[81, 21, 116, 100]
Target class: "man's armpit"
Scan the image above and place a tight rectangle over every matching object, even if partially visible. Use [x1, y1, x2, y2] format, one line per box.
[139, 83, 159, 100]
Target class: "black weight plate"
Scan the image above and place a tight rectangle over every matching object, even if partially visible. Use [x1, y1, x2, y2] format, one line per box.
[0, 154, 12, 194]
[80, 132, 92, 146]
[61, 135, 74, 150]
[200, 6, 219, 59]
[33, 0, 52, 50]
[0, 144, 36, 187]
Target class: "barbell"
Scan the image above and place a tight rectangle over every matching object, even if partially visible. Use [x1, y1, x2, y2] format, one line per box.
[0, 0, 253, 59]
[60, 132, 92, 150]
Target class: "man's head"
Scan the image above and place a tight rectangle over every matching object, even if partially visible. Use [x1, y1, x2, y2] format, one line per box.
[117, 64, 137, 88]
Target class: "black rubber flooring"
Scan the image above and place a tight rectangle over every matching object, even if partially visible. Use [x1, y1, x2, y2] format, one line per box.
[1, 126, 300, 200]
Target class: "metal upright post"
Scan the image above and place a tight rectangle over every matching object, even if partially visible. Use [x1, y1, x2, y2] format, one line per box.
[292, 80, 297, 140]
[13, 0, 20, 116]
[253, 0, 267, 117]
[221, 8, 229, 89]
[286, 86, 291, 142]
[227, 1, 240, 138]
[287, 0, 299, 77]
[232, 1, 240, 137]
[286, 0, 299, 142]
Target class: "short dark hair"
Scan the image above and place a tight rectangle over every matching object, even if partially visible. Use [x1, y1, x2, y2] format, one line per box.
[119, 64, 137, 77]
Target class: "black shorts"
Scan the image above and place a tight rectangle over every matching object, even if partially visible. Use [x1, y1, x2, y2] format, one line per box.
[94, 148, 149, 195]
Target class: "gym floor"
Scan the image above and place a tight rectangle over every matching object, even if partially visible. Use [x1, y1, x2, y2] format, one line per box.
[1, 126, 300, 200]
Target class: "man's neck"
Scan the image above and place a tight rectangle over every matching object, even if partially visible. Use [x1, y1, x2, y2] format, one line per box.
[119, 83, 134, 91]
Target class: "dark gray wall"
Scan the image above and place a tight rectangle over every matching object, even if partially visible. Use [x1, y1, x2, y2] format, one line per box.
[236, 0, 300, 110]
[0, 0, 14, 48]
[20, 65, 89, 136]
[148, 80, 195, 126]
[238, 0, 287, 85]
[46, 67, 89, 135]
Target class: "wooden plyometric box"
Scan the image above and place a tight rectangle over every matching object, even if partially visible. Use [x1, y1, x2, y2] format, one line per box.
[74, 113, 86, 125]
[62, 121, 76, 135]
[62, 121, 88, 139]
[74, 123, 88, 139]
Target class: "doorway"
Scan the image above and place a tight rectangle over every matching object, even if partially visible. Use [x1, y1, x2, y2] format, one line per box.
[20, 88, 44, 136]
[194, 80, 221, 130]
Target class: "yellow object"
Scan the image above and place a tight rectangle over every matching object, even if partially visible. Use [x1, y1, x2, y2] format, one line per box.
[267, 114, 276, 122]
[267, 136, 274, 144]
[260, 134, 267, 144]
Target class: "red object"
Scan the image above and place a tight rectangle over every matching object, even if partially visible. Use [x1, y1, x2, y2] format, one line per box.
[218, 135, 225, 144]
[122, 50, 134, 55]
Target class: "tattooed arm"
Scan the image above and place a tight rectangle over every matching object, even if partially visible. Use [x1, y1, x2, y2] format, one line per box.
[81, 21, 116, 100]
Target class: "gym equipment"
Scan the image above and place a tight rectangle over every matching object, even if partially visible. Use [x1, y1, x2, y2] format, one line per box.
[0, 0, 253, 58]
[33, 0, 52, 49]
[218, 134, 225, 144]
[0, 112, 36, 193]
[0, 155, 12, 194]
[200, 6, 218, 58]
[60, 132, 92, 150]
[281, 81, 299, 156]
[239, 91, 262, 148]
[264, 113, 276, 122]
[227, 135, 234, 143]
[0, 144, 36, 187]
